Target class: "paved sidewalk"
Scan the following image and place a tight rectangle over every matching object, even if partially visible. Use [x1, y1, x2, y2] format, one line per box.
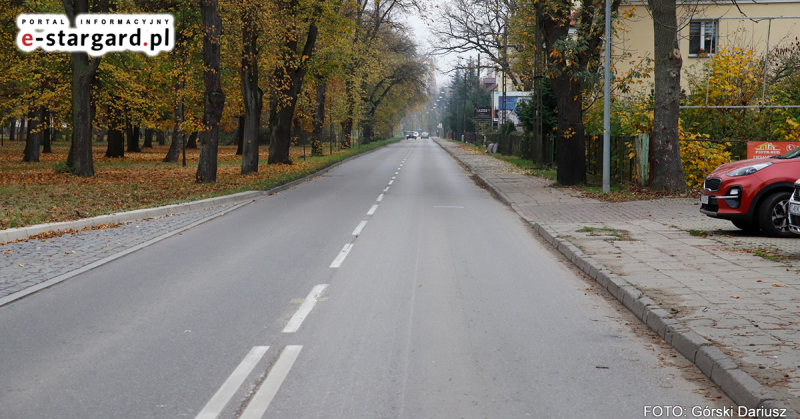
[0, 202, 244, 299]
[437, 138, 800, 414]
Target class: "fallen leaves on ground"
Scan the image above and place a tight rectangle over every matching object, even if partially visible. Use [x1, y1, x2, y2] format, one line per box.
[0, 141, 374, 230]
[575, 184, 701, 203]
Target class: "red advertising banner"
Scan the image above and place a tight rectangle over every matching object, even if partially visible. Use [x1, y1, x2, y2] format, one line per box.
[747, 141, 800, 159]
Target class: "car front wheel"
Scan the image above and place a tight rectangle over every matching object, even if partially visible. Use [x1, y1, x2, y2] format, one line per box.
[757, 191, 794, 238]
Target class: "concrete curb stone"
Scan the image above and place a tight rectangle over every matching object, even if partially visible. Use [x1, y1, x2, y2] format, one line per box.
[432, 138, 797, 416]
[0, 141, 390, 244]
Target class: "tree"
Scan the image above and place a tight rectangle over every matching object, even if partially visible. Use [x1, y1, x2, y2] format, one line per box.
[431, 0, 529, 90]
[648, 0, 686, 191]
[359, 28, 429, 143]
[339, 0, 418, 148]
[23, 107, 43, 162]
[63, 0, 107, 177]
[105, 103, 125, 158]
[196, 0, 226, 183]
[268, 0, 321, 165]
[239, 0, 263, 174]
[531, 0, 620, 185]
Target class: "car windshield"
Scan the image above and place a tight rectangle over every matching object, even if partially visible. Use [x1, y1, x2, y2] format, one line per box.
[773, 147, 800, 159]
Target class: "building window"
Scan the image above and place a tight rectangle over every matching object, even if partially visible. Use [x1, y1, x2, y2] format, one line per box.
[689, 20, 717, 56]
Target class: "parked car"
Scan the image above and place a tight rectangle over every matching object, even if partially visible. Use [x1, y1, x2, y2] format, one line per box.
[700, 148, 800, 237]
[788, 180, 800, 234]
[421, 132, 429, 139]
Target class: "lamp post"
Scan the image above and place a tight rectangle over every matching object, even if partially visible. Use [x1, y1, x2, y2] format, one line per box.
[602, 0, 611, 193]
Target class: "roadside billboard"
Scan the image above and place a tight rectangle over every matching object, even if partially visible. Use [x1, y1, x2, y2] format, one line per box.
[492, 91, 531, 130]
[747, 141, 800, 159]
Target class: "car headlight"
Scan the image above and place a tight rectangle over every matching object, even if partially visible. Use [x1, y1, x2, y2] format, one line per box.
[727, 162, 772, 177]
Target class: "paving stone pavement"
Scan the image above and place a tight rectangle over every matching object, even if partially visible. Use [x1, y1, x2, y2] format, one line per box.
[437, 138, 800, 412]
[0, 202, 243, 299]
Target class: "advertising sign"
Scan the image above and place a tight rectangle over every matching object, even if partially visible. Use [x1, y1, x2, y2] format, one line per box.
[747, 141, 800, 159]
[474, 107, 492, 126]
[492, 91, 531, 130]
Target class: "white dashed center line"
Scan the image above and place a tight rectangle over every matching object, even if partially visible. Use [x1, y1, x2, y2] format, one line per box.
[330, 243, 354, 268]
[377, 194, 384, 202]
[283, 284, 328, 333]
[352, 221, 367, 236]
[368, 205, 378, 215]
[388, 180, 393, 185]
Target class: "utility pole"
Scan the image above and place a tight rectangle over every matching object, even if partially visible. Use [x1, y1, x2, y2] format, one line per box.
[501, 27, 508, 130]
[602, 0, 611, 192]
[463, 62, 468, 142]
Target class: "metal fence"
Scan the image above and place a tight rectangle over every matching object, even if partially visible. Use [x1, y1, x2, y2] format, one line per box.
[474, 131, 651, 185]
[585, 134, 650, 185]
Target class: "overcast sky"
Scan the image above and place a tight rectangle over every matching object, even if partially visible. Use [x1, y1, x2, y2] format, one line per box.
[399, 1, 482, 89]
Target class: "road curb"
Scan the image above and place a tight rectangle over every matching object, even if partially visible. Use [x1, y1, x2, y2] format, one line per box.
[434, 138, 797, 418]
[0, 141, 392, 244]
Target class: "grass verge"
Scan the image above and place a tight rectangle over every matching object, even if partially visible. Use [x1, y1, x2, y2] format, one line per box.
[0, 137, 400, 229]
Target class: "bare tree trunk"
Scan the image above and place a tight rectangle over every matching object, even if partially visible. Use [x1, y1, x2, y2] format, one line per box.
[552, 72, 587, 185]
[269, 17, 319, 165]
[9, 119, 15, 142]
[311, 81, 326, 156]
[157, 130, 166, 145]
[23, 108, 42, 162]
[42, 109, 52, 153]
[64, 0, 102, 176]
[340, 78, 354, 148]
[196, 0, 225, 183]
[25, 111, 34, 142]
[20, 118, 27, 141]
[143, 128, 153, 148]
[106, 105, 125, 158]
[186, 131, 198, 148]
[164, 84, 185, 162]
[235, 116, 244, 155]
[648, 0, 686, 191]
[126, 121, 141, 152]
[240, 5, 262, 173]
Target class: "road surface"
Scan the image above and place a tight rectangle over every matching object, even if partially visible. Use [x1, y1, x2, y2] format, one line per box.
[0, 138, 728, 418]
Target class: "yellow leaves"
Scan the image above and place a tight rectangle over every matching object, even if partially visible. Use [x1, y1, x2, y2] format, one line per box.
[680, 138, 731, 189]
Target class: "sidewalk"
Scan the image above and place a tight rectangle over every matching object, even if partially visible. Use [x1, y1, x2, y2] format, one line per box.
[436, 138, 800, 415]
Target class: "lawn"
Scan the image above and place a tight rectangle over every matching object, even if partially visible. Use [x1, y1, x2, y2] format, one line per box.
[0, 137, 399, 229]
[444, 138, 698, 201]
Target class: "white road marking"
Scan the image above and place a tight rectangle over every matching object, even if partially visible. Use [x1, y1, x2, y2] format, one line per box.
[352, 220, 367, 235]
[395, 171, 399, 174]
[377, 194, 384, 202]
[283, 284, 328, 333]
[391, 176, 396, 179]
[388, 180, 394, 185]
[368, 205, 378, 215]
[239, 346, 303, 419]
[195, 346, 269, 419]
[384, 187, 389, 192]
[330, 243, 354, 268]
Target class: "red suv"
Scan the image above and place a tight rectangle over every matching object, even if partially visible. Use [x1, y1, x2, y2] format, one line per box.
[700, 149, 800, 237]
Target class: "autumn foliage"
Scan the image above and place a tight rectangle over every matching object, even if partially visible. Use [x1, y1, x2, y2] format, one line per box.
[0, 1, 428, 228]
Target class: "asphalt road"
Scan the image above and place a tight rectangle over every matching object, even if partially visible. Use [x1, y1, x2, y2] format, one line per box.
[0, 138, 729, 418]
